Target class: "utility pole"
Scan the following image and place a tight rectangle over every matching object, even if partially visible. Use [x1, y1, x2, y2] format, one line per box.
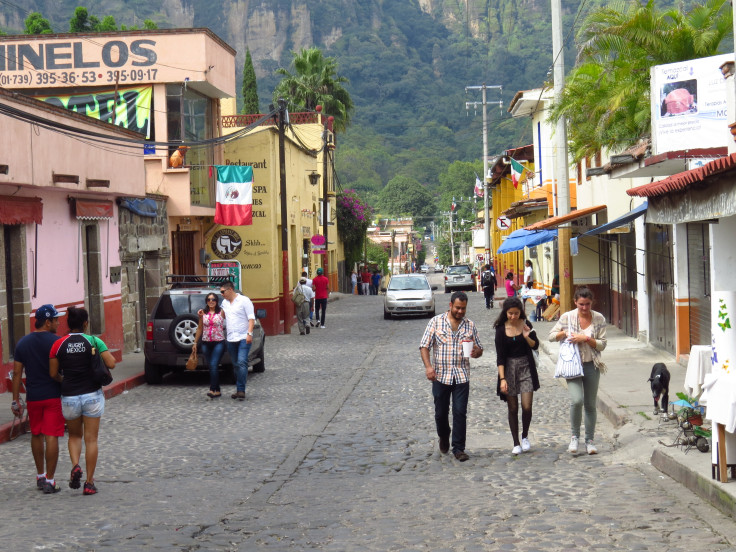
[322, 112, 329, 279]
[551, 0, 573, 312]
[449, 200, 456, 265]
[465, 84, 502, 267]
[391, 230, 396, 275]
[277, 99, 292, 334]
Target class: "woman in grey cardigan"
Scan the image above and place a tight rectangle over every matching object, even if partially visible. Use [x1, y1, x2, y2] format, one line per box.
[548, 286, 607, 455]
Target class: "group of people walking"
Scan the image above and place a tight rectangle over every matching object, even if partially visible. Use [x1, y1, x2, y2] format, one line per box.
[420, 286, 607, 460]
[12, 304, 116, 495]
[351, 267, 382, 295]
[291, 268, 330, 334]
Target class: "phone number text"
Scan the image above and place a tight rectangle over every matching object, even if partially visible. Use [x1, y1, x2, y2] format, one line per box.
[0, 69, 158, 87]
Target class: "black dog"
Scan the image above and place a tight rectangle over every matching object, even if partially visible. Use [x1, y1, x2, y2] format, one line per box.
[648, 363, 670, 415]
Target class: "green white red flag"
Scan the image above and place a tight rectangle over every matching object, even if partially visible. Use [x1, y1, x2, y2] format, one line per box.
[510, 158, 525, 189]
[215, 165, 253, 226]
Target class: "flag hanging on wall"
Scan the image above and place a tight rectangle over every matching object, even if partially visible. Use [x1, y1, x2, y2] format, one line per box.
[510, 158, 525, 189]
[474, 173, 484, 198]
[214, 165, 253, 226]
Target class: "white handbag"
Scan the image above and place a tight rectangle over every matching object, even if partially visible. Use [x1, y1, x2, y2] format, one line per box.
[554, 339, 583, 379]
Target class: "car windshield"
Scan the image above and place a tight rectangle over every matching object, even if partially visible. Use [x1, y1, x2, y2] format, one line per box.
[446, 266, 471, 275]
[388, 277, 430, 291]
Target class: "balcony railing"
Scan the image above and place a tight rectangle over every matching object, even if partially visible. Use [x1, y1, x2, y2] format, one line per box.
[221, 112, 322, 128]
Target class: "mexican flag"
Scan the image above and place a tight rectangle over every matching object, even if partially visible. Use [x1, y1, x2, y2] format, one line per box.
[215, 165, 253, 226]
[510, 158, 525, 189]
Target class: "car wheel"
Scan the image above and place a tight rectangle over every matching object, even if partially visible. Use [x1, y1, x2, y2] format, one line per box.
[384, 310, 391, 320]
[428, 309, 435, 318]
[444, 288, 449, 293]
[144, 359, 163, 384]
[169, 314, 200, 353]
[252, 336, 265, 373]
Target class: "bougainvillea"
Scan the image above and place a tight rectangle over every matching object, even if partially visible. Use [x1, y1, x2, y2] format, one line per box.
[337, 189, 373, 267]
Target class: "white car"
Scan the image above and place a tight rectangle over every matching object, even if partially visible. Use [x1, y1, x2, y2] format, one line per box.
[383, 274, 437, 319]
[420, 264, 429, 273]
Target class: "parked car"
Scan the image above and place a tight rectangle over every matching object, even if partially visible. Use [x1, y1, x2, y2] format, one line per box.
[143, 276, 266, 384]
[420, 264, 429, 273]
[384, 274, 437, 319]
[434, 264, 444, 273]
[444, 264, 476, 293]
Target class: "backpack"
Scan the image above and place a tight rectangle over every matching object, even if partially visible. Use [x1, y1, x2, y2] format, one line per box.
[292, 285, 306, 307]
[481, 270, 493, 287]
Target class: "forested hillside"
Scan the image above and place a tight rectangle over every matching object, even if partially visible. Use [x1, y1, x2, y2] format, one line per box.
[0, 0, 595, 207]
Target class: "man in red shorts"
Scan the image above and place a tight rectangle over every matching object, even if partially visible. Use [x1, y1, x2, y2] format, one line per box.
[11, 304, 64, 494]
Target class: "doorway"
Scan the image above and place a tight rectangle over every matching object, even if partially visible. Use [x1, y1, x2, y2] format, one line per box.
[647, 224, 675, 354]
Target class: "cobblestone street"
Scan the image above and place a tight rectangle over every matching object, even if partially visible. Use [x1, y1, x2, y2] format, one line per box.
[1, 289, 736, 551]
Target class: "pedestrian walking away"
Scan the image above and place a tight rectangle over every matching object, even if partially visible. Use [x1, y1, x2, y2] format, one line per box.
[419, 291, 483, 462]
[350, 270, 358, 295]
[371, 270, 382, 295]
[11, 304, 65, 494]
[480, 264, 497, 309]
[219, 281, 256, 400]
[49, 306, 116, 495]
[548, 286, 608, 455]
[494, 297, 540, 455]
[313, 267, 330, 328]
[194, 292, 227, 398]
[293, 277, 315, 335]
[360, 267, 371, 295]
[301, 271, 315, 325]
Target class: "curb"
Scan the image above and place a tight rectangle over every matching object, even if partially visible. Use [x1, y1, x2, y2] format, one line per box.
[0, 372, 146, 445]
[651, 448, 736, 517]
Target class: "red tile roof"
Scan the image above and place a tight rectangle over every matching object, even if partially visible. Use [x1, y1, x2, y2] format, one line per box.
[627, 153, 736, 197]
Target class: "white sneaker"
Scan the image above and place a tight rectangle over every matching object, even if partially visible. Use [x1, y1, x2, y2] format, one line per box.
[568, 436, 578, 454]
[586, 441, 598, 455]
[320, 325, 326, 329]
[521, 437, 531, 452]
[511, 445, 522, 455]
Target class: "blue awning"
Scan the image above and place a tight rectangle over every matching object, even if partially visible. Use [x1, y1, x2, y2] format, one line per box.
[119, 198, 158, 218]
[497, 228, 558, 254]
[571, 201, 647, 256]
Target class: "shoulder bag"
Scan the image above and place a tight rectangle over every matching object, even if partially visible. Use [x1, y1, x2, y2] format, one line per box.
[554, 339, 583, 379]
[91, 346, 113, 386]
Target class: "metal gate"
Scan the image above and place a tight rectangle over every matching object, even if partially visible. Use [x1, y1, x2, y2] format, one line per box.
[618, 232, 638, 337]
[647, 224, 675, 354]
[686, 223, 711, 347]
[597, 238, 612, 321]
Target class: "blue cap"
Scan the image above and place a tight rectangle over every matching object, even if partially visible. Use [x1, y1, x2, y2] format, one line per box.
[36, 304, 60, 321]
[316, 268, 324, 275]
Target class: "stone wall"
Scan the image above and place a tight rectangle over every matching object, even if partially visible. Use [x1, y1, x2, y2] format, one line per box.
[118, 195, 170, 353]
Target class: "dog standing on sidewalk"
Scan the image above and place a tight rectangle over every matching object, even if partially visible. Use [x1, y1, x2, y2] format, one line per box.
[648, 362, 670, 415]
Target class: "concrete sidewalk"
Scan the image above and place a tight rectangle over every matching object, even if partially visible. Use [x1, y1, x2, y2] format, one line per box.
[531, 316, 736, 517]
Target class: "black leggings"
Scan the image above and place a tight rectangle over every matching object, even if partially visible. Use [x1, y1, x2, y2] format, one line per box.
[506, 392, 533, 446]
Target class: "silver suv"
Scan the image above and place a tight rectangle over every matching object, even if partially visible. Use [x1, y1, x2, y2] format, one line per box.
[143, 275, 266, 384]
[444, 265, 476, 293]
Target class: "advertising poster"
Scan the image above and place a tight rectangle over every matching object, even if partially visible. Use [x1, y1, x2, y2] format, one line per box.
[650, 53, 732, 154]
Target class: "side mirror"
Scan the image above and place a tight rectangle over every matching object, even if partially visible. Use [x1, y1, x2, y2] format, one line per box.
[256, 308, 267, 320]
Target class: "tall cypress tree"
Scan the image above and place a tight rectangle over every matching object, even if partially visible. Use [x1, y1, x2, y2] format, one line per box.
[241, 49, 260, 114]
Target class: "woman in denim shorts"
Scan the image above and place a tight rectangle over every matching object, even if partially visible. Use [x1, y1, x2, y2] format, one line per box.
[49, 307, 116, 495]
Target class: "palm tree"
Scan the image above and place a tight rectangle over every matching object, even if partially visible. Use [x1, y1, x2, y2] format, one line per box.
[273, 47, 354, 133]
[551, 0, 732, 161]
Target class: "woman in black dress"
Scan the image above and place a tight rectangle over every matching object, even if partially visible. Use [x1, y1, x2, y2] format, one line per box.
[494, 297, 540, 455]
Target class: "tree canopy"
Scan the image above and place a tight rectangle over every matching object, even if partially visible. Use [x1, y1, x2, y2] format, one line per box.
[377, 175, 435, 219]
[273, 47, 354, 133]
[24, 12, 53, 34]
[241, 49, 260, 114]
[551, 0, 733, 161]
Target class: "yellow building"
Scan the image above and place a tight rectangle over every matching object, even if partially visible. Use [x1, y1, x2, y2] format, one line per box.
[208, 106, 343, 334]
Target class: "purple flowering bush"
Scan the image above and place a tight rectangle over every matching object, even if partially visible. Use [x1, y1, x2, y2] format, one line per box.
[337, 189, 373, 265]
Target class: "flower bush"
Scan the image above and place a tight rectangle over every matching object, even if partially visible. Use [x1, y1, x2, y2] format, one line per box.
[337, 189, 373, 266]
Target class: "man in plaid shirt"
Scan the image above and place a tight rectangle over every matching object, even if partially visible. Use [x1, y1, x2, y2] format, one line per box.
[420, 291, 483, 461]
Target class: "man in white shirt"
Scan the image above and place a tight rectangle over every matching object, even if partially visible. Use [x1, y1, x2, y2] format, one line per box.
[219, 281, 256, 401]
[523, 260, 534, 289]
[293, 277, 315, 335]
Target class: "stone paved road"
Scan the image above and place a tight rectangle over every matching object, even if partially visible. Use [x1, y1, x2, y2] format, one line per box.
[1, 285, 735, 551]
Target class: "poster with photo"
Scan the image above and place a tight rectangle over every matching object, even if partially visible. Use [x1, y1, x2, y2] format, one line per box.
[650, 53, 732, 154]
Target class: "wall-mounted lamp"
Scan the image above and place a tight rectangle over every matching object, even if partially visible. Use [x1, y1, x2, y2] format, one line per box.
[308, 171, 321, 186]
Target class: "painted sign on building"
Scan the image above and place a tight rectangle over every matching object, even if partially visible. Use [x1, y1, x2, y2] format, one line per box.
[650, 53, 732, 154]
[36, 85, 152, 137]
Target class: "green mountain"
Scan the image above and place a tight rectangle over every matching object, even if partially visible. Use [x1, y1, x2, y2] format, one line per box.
[0, 0, 589, 205]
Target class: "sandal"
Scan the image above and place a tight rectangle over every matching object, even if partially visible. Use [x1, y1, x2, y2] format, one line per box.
[206, 391, 221, 398]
